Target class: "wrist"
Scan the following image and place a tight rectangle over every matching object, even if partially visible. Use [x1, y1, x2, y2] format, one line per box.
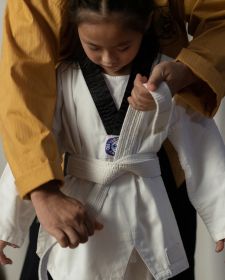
[30, 180, 61, 202]
[175, 60, 199, 85]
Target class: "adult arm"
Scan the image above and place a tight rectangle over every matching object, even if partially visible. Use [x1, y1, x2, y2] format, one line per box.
[0, 0, 68, 198]
[176, 0, 225, 116]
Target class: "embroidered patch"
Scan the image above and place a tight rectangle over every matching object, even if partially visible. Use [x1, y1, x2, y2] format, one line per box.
[105, 136, 119, 156]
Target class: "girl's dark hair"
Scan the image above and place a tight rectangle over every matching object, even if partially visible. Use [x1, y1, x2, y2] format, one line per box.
[70, 0, 155, 32]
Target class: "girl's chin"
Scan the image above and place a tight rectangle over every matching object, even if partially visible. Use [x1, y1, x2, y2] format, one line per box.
[101, 65, 130, 76]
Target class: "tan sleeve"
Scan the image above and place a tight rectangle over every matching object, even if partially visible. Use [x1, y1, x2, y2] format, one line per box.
[0, 0, 68, 198]
[177, 0, 225, 117]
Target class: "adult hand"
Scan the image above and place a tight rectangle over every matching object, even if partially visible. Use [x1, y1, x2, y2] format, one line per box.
[30, 182, 103, 249]
[0, 241, 18, 265]
[128, 61, 199, 111]
[128, 74, 156, 111]
[146, 60, 199, 95]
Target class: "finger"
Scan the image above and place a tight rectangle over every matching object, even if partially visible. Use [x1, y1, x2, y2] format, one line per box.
[131, 87, 149, 105]
[141, 76, 148, 84]
[0, 252, 13, 265]
[136, 93, 155, 105]
[72, 222, 89, 244]
[10, 244, 19, 249]
[50, 228, 70, 248]
[132, 89, 156, 109]
[94, 220, 104, 231]
[128, 98, 143, 111]
[63, 227, 80, 249]
[132, 79, 154, 102]
[84, 216, 95, 236]
[134, 74, 147, 87]
[140, 102, 156, 111]
[215, 240, 224, 252]
[128, 96, 154, 111]
[4, 242, 19, 249]
[127, 96, 141, 111]
[127, 96, 134, 106]
[147, 64, 165, 91]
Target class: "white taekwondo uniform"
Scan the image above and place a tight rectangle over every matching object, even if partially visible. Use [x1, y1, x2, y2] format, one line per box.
[1, 63, 225, 280]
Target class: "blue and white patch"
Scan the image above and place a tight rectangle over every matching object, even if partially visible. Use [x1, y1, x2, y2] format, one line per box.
[105, 136, 119, 156]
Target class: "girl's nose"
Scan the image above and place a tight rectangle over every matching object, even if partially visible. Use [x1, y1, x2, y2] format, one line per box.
[101, 51, 115, 65]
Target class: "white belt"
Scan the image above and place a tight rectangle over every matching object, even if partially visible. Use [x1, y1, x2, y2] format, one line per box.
[67, 153, 161, 185]
[67, 153, 161, 215]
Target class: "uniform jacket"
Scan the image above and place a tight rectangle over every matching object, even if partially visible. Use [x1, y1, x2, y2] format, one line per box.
[0, 66, 225, 280]
[0, 0, 225, 197]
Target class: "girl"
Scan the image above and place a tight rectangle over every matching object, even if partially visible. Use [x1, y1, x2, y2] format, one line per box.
[0, 0, 225, 279]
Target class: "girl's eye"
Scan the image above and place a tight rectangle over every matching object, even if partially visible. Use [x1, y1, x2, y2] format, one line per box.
[117, 46, 130, 52]
[88, 45, 100, 51]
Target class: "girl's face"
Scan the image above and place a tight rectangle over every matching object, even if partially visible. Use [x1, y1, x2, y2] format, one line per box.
[78, 20, 144, 75]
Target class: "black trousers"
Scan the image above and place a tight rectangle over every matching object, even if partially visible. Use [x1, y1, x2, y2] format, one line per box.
[20, 148, 196, 280]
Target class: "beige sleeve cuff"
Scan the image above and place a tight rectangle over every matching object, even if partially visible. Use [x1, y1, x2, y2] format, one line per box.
[16, 160, 64, 199]
[177, 48, 224, 117]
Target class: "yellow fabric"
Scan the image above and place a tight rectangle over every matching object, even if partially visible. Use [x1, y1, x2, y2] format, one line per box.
[0, 0, 225, 197]
[178, 0, 225, 116]
[0, 0, 67, 197]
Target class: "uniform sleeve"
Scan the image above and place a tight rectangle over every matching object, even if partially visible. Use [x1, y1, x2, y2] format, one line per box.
[0, 164, 35, 246]
[168, 105, 225, 242]
[177, 0, 225, 117]
[0, 0, 69, 198]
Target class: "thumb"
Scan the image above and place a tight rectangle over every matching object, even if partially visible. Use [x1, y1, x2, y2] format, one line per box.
[134, 74, 147, 86]
[94, 220, 104, 231]
[147, 64, 164, 91]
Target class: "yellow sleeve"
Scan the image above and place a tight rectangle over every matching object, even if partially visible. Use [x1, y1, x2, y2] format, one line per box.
[177, 0, 225, 117]
[0, 0, 68, 198]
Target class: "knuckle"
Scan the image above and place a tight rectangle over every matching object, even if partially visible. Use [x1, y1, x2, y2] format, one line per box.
[57, 234, 68, 248]
[70, 237, 80, 248]
[88, 228, 94, 236]
[79, 235, 88, 243]
[69, 242, 79, 249]
[131, 88, 137, 96]
[77, 205, 86, 215]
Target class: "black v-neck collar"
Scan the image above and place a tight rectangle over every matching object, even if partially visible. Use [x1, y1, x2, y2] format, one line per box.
[79, 55, 136, 135]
